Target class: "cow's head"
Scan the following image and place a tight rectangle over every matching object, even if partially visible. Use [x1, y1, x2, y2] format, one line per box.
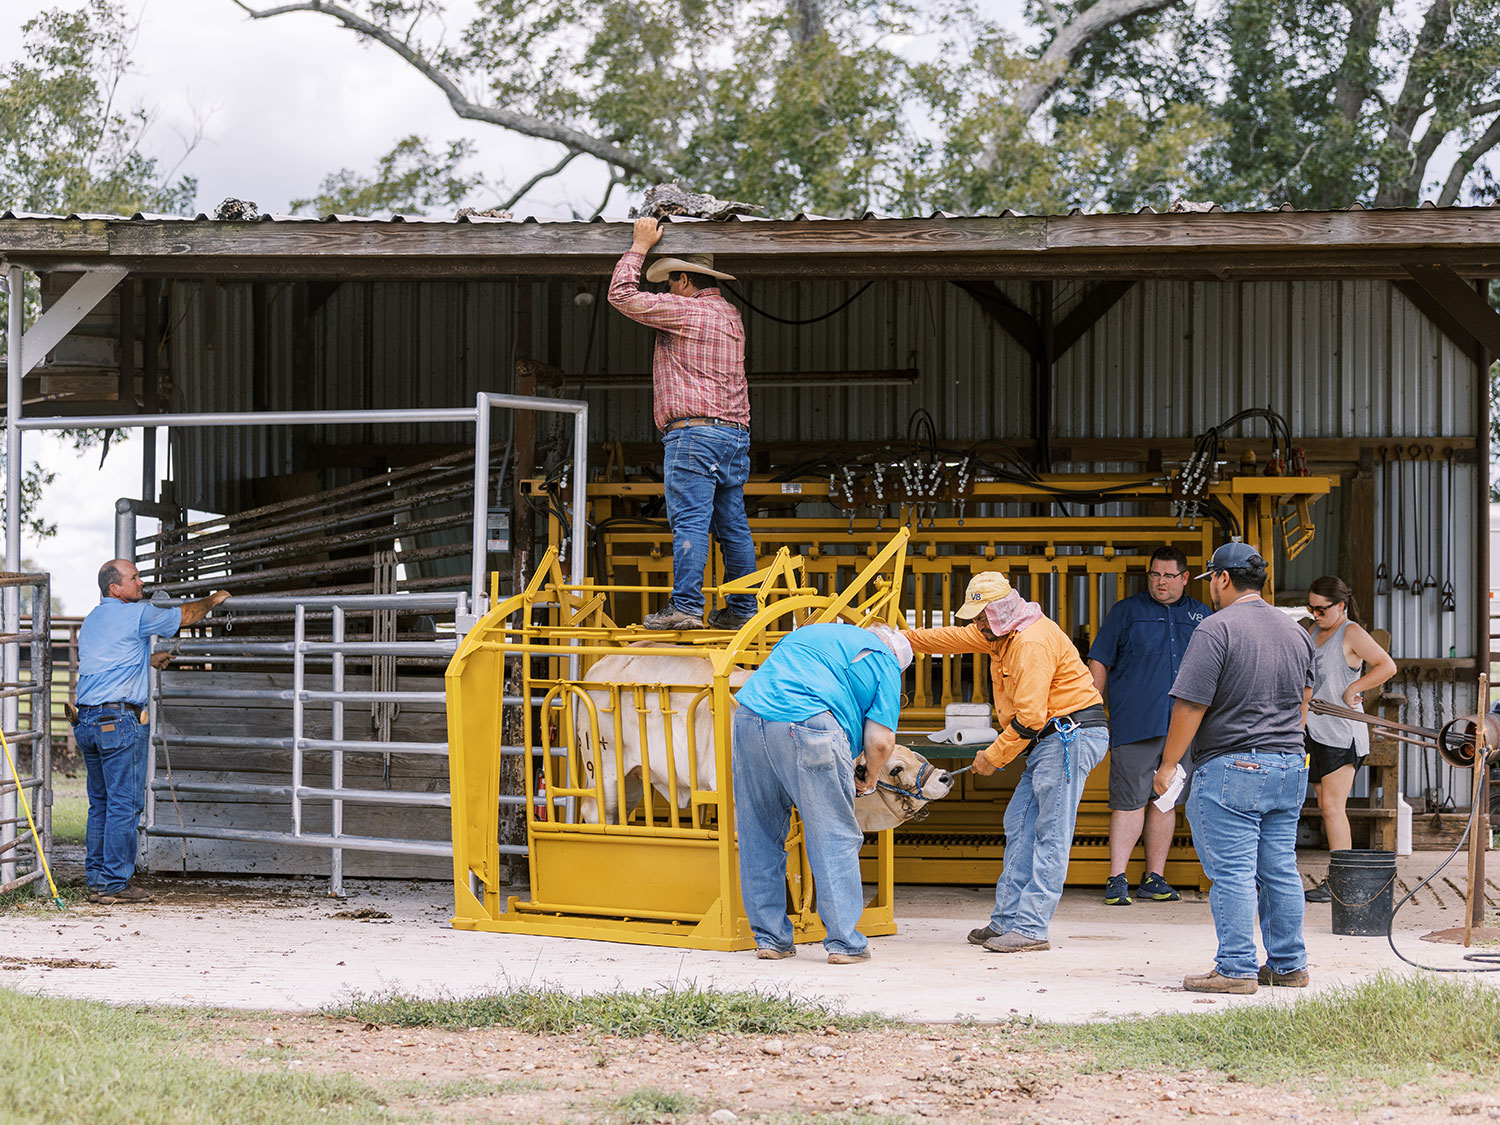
[853, 745, 954, 833]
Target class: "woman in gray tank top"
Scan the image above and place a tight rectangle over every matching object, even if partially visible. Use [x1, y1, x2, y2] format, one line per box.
[1303, 576, 1396, 902]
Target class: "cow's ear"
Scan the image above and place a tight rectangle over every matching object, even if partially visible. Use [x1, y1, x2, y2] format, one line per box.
[854, 762, 868, 782]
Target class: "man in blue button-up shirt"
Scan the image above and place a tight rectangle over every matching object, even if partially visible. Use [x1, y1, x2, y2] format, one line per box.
[1088, 546, 1209, 907]
[76, 559, 229, 905]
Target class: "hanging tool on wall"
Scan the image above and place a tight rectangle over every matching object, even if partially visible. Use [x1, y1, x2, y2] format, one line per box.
[1375, 446, 1391, 597]
[1422, 446, 1438, 596]
[1441, 448, 1456, 612]
[1409, 445, 1427, 597]
[1392, 445, 1408, 591]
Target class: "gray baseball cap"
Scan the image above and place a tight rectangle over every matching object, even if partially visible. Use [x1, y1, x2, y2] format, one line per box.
[1195, 541, 1265, 579]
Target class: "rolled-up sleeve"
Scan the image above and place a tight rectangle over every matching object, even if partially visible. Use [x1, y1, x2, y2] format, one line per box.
[608, 250, 692, 328]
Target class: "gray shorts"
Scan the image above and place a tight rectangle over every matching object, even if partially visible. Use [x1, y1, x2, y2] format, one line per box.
[1108, 736, 1190, 811]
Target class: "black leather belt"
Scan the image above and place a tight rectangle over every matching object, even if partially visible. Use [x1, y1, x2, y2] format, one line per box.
[663, 416, 750, 433]
[79, 701, 145, 712]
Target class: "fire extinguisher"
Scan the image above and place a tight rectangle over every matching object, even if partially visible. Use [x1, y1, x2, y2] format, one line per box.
[534, 770, 548, 821]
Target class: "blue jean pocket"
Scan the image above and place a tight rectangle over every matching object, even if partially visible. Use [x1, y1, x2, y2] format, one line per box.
[1221, 758, 1267, 811]
[792, 721, 844, 773]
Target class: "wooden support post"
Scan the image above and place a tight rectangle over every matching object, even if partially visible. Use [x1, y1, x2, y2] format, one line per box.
[1465, 673, 1488, 946]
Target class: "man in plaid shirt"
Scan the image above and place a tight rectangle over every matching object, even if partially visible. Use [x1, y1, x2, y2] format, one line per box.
[609, 217, 758, 631]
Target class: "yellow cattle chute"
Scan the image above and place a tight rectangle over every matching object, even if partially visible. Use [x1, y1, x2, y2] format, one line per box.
[445, 529, 911, 950]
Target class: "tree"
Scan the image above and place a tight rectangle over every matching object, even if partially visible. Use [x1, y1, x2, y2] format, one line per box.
[1, 1, 196, 544]
[1202, 0, 1500, 209]
[290, 134, 484, 215]
[229, 0, 1191, 218]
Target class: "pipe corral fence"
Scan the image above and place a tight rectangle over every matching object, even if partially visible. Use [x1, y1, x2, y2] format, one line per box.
[1, 348, 589, 891]
[0, 573, 51, 895]
[447, 532, 913, 951]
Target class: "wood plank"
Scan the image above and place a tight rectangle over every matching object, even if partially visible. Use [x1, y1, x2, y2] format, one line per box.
[1400, 264, 1500, 356]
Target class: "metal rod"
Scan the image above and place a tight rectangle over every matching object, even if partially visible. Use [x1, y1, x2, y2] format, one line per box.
[15, 407, 478, 431]
[292, 604, 305, 838]
[331, 605, 345, 897]
[145, 824, 454, 858]
[296, 786, 451, 808]
[2, 265, 23, 886]
[297, 737, 447, 755]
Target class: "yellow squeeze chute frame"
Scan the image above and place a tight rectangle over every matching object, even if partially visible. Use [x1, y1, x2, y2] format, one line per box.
[445, 528, 911, 950]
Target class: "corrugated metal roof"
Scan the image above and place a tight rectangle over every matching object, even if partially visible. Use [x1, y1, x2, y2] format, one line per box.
[3, 200, 1497, 225]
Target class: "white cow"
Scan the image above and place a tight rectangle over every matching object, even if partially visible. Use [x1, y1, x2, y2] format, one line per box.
[574, 647, 749, 825]
[572, 645, 954, 831]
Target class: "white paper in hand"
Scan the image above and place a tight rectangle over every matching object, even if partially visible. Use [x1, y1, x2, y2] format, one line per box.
[1153, 763, 1186, 812]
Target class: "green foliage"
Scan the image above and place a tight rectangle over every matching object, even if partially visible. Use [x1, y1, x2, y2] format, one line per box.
[0, 0, 197, 215]
[270, 1, 1500, 217]
[290, 135, 484, 216]
[327, 983, 895, 1039]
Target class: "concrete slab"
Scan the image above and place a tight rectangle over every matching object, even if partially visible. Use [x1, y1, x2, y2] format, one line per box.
[2, 852, 1497, 1023]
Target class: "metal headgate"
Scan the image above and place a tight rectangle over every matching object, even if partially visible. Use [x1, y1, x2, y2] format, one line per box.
[447, 533, 911, 950]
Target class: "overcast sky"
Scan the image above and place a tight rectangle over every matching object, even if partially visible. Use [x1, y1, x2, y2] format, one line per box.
[3, 0, 1022, 612]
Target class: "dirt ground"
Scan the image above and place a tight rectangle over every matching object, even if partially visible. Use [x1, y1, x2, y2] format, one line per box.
[198, 1014, 1500, 1124]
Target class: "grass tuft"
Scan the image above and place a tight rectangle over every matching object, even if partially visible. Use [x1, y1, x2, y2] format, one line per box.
[1044, 973, 1500, 1084]
[326, 983, 894, 1040]
[610, 1085, 697, 1122]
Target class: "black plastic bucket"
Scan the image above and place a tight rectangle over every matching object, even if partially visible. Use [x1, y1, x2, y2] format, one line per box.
[1327, 848, 1397, 936]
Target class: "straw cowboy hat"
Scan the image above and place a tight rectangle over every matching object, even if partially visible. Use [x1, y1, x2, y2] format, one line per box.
[644, 253, 736, 284]
[955, 571, 1014, 620]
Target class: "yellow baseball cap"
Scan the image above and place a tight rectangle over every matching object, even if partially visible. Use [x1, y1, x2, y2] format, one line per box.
[955, 572, 1013, 620]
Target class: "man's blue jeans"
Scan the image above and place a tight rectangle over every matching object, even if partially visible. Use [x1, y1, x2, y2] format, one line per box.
[75, 707, 150, 892]
[1186, 749, 1308, 980]
[731, 705, 867, 955]
[662, 424, 757, 618]
[992, 726, 1109, 940]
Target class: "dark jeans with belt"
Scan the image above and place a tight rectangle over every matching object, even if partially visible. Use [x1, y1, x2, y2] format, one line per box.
[75, 705, 150, 892]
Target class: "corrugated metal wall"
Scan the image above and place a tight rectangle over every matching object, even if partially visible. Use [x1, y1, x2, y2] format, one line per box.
[164, 274, 1486, 805]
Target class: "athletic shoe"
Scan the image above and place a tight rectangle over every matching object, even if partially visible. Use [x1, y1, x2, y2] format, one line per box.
[1138, 871, 1180, 902]
[1304, 880, 1332, 903]
[1104, 873, 1133, 906]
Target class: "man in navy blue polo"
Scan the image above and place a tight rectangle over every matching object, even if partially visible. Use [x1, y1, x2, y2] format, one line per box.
[1088, 546, 1209, 906]
[76, 559, 229, 905]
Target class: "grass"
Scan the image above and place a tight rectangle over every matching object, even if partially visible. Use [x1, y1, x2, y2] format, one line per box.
[50, 773, 87, 845]
[327, 983, 895, 1040]
[0, 987, 392, 1124]
[0, 882, 88, 914]
[1043, 974, 1500, 1085]
[608, 1086, 698, 1122]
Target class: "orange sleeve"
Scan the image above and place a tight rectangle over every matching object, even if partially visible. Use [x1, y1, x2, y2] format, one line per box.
[904, 623, 992, 656]
[983, 636, 1053, 766]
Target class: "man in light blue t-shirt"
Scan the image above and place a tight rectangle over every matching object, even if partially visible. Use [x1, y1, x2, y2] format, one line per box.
[731, 621, 911, 964]
[76, 559, 229, 904]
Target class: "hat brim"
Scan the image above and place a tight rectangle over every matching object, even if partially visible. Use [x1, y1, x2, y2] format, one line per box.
[644, 257, 737, 284]
[955, 601, 991, 620]
[1194, 567, 1217, 580]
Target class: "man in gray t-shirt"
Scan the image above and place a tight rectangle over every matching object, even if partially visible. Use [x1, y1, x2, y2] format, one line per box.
[1151, 542, 1314, 996]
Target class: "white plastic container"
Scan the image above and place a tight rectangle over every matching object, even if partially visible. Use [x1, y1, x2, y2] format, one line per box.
[1396, 795, 1413, 856]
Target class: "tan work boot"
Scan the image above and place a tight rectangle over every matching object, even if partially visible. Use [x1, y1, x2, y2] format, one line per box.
[827, 950, 871, 964]
[1257, 965, 1310, 987]
[756, 946, 796, 960]
[1183, 969, 1257, 994]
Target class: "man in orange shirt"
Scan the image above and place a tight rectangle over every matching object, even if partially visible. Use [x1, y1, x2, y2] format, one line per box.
[905, 572, 1107, 953]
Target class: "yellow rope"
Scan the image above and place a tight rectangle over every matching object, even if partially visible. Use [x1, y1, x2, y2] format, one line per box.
[0, 728, 65, 910]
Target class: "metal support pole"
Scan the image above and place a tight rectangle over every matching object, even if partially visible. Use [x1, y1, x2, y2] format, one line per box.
[331, 605, 345, 897]
[2, 266, 23, 884]
[292, 603, 305, 837]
